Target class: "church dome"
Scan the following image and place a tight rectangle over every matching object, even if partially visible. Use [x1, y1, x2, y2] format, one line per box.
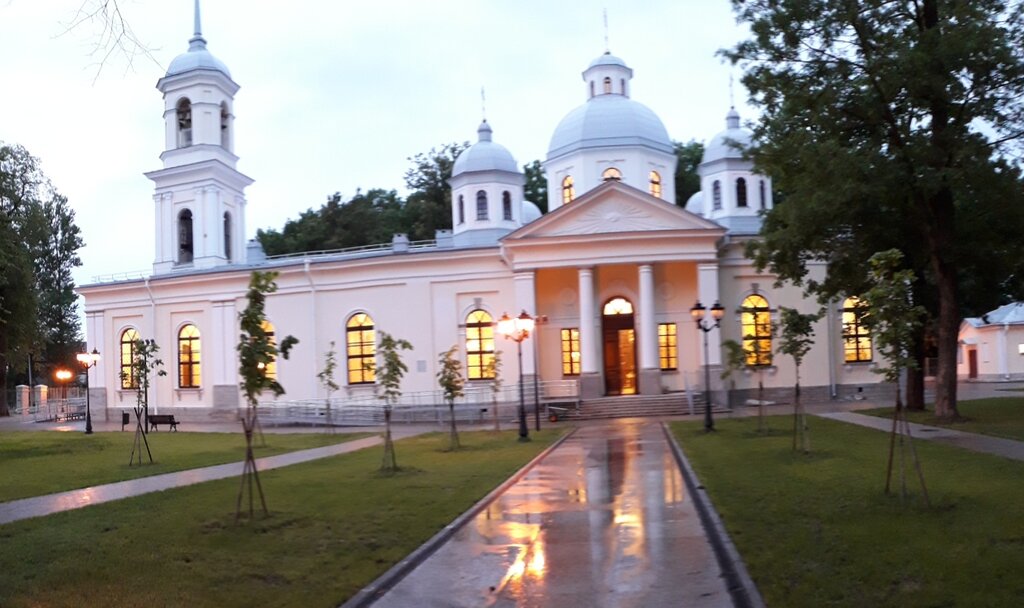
[548, 95, 673, 159]
[685, 191, 703, 216]
[165, 3, 231, 79]
[521, 200, 543, 223]
[702, 107, 752, 164]
[588, 52, 629, 69]
[452, 121, 519, 176]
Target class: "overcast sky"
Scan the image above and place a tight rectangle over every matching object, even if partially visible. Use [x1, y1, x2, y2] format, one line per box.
[0, 0, 754, 287]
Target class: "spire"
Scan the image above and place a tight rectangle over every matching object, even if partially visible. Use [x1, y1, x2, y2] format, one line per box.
[603, 8, 610, 53]
[188, 0, 207, 50]
[481, 86, 487, 122]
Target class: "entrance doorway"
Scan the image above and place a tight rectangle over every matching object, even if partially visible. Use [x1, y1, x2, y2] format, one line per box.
[602, 297, 637, 395]
[968, 349, 978, 379]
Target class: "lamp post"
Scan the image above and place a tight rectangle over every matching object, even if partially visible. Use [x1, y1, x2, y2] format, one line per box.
[690, 300, 724, 432]
[497, 310, 535, 442]
[76, 348, 101, 435]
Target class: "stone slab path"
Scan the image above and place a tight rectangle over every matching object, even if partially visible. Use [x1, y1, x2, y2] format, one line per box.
[818, 412, 1024, 461]
[0, 432, 423, 526]
[370, 419, 732, 608]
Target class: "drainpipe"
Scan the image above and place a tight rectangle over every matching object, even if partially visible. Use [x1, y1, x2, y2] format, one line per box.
[827, 299, 837, 399]
[144, 277, 157, 415]
[304, 260, 318, 395]
[1000, 322, 1010, 380]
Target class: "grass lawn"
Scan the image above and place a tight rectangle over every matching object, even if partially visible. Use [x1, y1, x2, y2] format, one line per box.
[0, 429, 562, 607]
[0, 430, 370, 502]
[862, 396, 1024, 441]
[671, 416, 1024, 608]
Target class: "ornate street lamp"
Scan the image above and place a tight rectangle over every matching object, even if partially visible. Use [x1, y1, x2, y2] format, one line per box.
[54, 368, 73, 415]
[497, 310, 536, 442]
[690, 300, 725, 432]
[76, 348, 101, 435]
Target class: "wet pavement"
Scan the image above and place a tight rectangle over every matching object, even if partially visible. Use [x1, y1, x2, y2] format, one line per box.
[372, 419, 731, 608]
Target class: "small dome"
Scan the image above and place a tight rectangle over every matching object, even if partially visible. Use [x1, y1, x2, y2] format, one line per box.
[452, 121, 520, 176]
[167, 47, 231, 78]
[587, 52, 629, 70]
[521, 200, 543, 223]
[702, 107, 753, 164]
[685, 191, 704, 216]
[548, 95, 672, 159]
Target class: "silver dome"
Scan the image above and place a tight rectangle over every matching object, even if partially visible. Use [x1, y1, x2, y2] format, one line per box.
[587, 52, 629, 70]
[702, 108, 753, 164]
[521, 200, 543, 223]
[548, 95, 673, 159]
[452, 121, 520, 176]
[685, 191, 704, 216]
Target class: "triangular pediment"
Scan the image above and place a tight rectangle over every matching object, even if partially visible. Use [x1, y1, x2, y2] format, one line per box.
[506, 181, 723, 240]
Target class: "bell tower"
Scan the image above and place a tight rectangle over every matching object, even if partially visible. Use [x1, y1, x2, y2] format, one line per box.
[146, 0, 253, 274]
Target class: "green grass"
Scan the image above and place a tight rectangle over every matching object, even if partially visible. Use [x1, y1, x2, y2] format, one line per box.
[862, 396, 1024, 441]
[0, 430, 370, 502]
[0, 429, 562, 607]
[671, 416, 1024, 608]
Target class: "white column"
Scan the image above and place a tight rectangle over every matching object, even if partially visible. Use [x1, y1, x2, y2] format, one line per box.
[579, 268, 598, 375]
[638, 264, 657, 370]
[514, 272, 537, 375]
[697, 263, 722, 366]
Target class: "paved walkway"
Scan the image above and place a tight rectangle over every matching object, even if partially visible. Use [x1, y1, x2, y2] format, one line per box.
[818, 411, 1024, 461]
[0, 430, 423, 526]
[371, 419, 731, 608]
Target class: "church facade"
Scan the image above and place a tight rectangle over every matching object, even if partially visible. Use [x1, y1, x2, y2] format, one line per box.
[78, 11, 888, 420]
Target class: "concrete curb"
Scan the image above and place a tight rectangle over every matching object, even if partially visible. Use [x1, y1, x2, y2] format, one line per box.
[661, 423, 766, 608]
[340, 428, 579, 608]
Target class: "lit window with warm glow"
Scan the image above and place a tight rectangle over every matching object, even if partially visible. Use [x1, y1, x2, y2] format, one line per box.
[649, 171, 662, 198]
[603, 297, 634, 316]
[602, 167, 622, 181]
[346, 313, 376, 385]
[178, 324, 201, 388]
[658, 323, 677, 370]
[741, 295, 772, 366]
[562, 176, 575, 204]
[561, 328, 580, 376]
[466, 310, 495, 380]
[120, 328, 139, 389]
[842, 297, 872, 363]
[262, 320, 277, 380]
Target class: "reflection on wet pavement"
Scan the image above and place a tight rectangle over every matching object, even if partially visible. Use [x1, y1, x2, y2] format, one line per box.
[372, 420, 731, 607]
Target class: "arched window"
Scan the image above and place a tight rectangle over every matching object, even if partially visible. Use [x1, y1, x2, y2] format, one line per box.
[759, 180, 766, 210]
[737, 177, 748, 208]
[220, 102, 230, 148]
[712, 181, 722, 211]
[620, 78, 626, 96]
[346, 313, 376, 385]
[602, 167, 622, 181]
[466, 310, 495, 380]
[178, 209, 194, 264]
[502, 191, 513, 220]
[476, 190, 488, 221]
[603, 77, 612, 94]
[261, 320, 277, 380]
[223, 212, 232, 261]
[457, 195, 465, 224]
[178, 324, 201, 388]
[649, 171, 662, 198]
[176, 98, 192, 147]
[740, 295, 772, 366]
[562, 176, 575, 204]
[603, 297, 634, 315]
[120, 328, 140, 389]
[842, 297, 872, 363]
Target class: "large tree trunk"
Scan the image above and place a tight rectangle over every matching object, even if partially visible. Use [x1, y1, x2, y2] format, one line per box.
[905, 333, 925, 411]
[932, 265, 960, 420]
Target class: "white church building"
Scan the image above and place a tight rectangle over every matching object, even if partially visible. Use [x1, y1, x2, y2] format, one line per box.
[78, 10, 888, 421]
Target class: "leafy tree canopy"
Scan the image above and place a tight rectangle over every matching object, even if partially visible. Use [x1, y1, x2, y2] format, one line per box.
[673, 140, 704, 206]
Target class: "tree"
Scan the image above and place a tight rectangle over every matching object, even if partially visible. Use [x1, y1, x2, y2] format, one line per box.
[403, 142, 469, 241]
[376, 331, 412, 472]
[0, 143, 84, 416]
[123, 338, 166, 465]
[485, 349, 503, 431]
[317, 341, 340, 433]
[727, 0, 1024, 420]
[236, 271, 298, 519]
[862, 250, 930, 506]
[523, 160, 548, 214]
[673, 140, 704, 206]
[776, 306, 822, 453]
[436, 345, 465, 451]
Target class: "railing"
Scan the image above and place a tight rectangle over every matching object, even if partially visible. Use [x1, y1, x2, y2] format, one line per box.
[260, 380, 579, 427]
[264, 239, 438, 263]
[90, 270, 150, 284]
[31, 398, 87, 423]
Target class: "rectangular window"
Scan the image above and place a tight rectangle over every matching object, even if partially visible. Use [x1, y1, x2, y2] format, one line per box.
[658, 323, 677, 370]
[561, 328, 580, 376]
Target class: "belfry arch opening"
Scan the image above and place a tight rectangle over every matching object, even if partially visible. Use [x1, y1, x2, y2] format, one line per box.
[602, 297, 637, 395]
[176, 98, 192, 147]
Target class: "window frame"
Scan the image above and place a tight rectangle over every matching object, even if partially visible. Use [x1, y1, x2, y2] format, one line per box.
[476, 190, 488, 221]
[736, 177, 748, 208]
[120, 328, 140, 389]
[842, 297, 873, 363]
[562, 176, 575, 204]
[560, 328, 581, 376]
[649, 171, 662, 198]
[658, 323, 678, 371]
[712, 180, 722, 210]
[502, 191, 513, 220]
[177, 324, 202, 389]
[346, 313, 376, 385]
[740, 295, 773, 366]
[602, 167, 622, 181]
[465, 309, 496, 380]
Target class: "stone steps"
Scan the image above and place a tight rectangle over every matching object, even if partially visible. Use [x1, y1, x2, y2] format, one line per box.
[566, 393, 731, 421]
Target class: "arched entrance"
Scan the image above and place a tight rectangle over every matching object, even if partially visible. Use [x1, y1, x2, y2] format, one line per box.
[602, 297, 637, 395]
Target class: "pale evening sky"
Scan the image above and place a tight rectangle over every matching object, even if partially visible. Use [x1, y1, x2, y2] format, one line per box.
[0, 0, 754, 288]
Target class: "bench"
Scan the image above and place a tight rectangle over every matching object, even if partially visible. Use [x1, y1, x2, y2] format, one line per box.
[148, 414, 179, 432]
